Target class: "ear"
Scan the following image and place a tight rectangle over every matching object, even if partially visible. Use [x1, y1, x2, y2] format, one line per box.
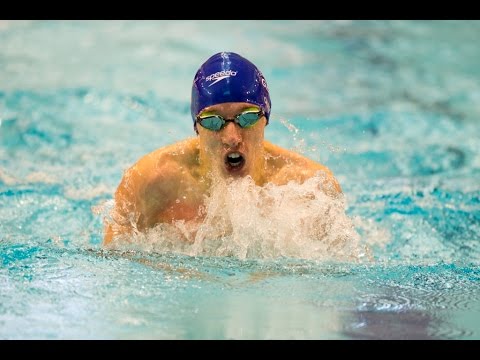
[260, 116, 268, 128]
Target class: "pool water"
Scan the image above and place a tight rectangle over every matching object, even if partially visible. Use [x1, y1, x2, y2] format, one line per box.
[1, 20, 479, 339]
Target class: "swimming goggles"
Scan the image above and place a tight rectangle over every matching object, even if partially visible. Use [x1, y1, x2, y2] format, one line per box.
[196, 110, 264, 131]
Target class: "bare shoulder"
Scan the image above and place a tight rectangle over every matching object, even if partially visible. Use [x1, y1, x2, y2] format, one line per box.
[117, 138, 198, 193]
[104, 138, 200, 244]
[112, 138, 200, 225]
[264, 140, 342, 195]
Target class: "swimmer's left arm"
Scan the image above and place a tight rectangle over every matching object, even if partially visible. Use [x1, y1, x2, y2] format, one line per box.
[278, 155, 342, 197]
[311, 164, 342, 196]
[265, 141, 341, 196]
[298, 164, 342, 197]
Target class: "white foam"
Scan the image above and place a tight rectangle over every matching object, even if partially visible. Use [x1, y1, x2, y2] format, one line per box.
[105, 173, 370, 262]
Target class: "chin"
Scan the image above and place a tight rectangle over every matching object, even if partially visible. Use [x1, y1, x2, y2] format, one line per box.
[222, 164, 248, 178]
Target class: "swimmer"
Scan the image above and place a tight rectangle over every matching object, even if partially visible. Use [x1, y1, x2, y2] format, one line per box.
[103, 51, 341, 245]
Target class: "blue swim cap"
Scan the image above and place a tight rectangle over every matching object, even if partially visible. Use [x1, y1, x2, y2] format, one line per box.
[191, 52, 271, 126]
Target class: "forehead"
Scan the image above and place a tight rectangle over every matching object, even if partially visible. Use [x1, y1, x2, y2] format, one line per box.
[200, 102, 260, 115]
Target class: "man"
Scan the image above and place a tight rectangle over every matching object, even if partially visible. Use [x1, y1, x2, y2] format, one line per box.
[103, 52, 341, 245]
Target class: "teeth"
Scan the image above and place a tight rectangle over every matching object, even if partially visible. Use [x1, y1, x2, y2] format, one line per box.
[226, 152, 243, 167]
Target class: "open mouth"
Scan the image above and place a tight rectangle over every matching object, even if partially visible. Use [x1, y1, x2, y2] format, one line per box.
[224, 152, 245, 172]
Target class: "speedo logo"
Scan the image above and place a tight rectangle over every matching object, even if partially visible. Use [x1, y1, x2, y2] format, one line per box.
[205, 70, 238, 86]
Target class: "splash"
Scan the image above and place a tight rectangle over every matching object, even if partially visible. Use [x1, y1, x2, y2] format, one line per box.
[103, 173, 370, 262]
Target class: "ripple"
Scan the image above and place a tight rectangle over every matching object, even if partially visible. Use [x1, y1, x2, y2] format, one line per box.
[357, 264, 480, 312]
[414, 288, 479, 312]
[356, 293, 412, 312]
[430, 325, 475, 340]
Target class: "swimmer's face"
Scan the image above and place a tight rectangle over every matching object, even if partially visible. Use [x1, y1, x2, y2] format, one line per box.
[196, 102, 266, 179]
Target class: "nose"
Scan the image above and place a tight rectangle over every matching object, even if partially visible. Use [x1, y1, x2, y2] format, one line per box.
[221, 121, 242, 149]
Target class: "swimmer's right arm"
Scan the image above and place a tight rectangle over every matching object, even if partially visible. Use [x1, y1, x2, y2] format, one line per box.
[103, 155, 177, 245]
[103, 163, 144, 245]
